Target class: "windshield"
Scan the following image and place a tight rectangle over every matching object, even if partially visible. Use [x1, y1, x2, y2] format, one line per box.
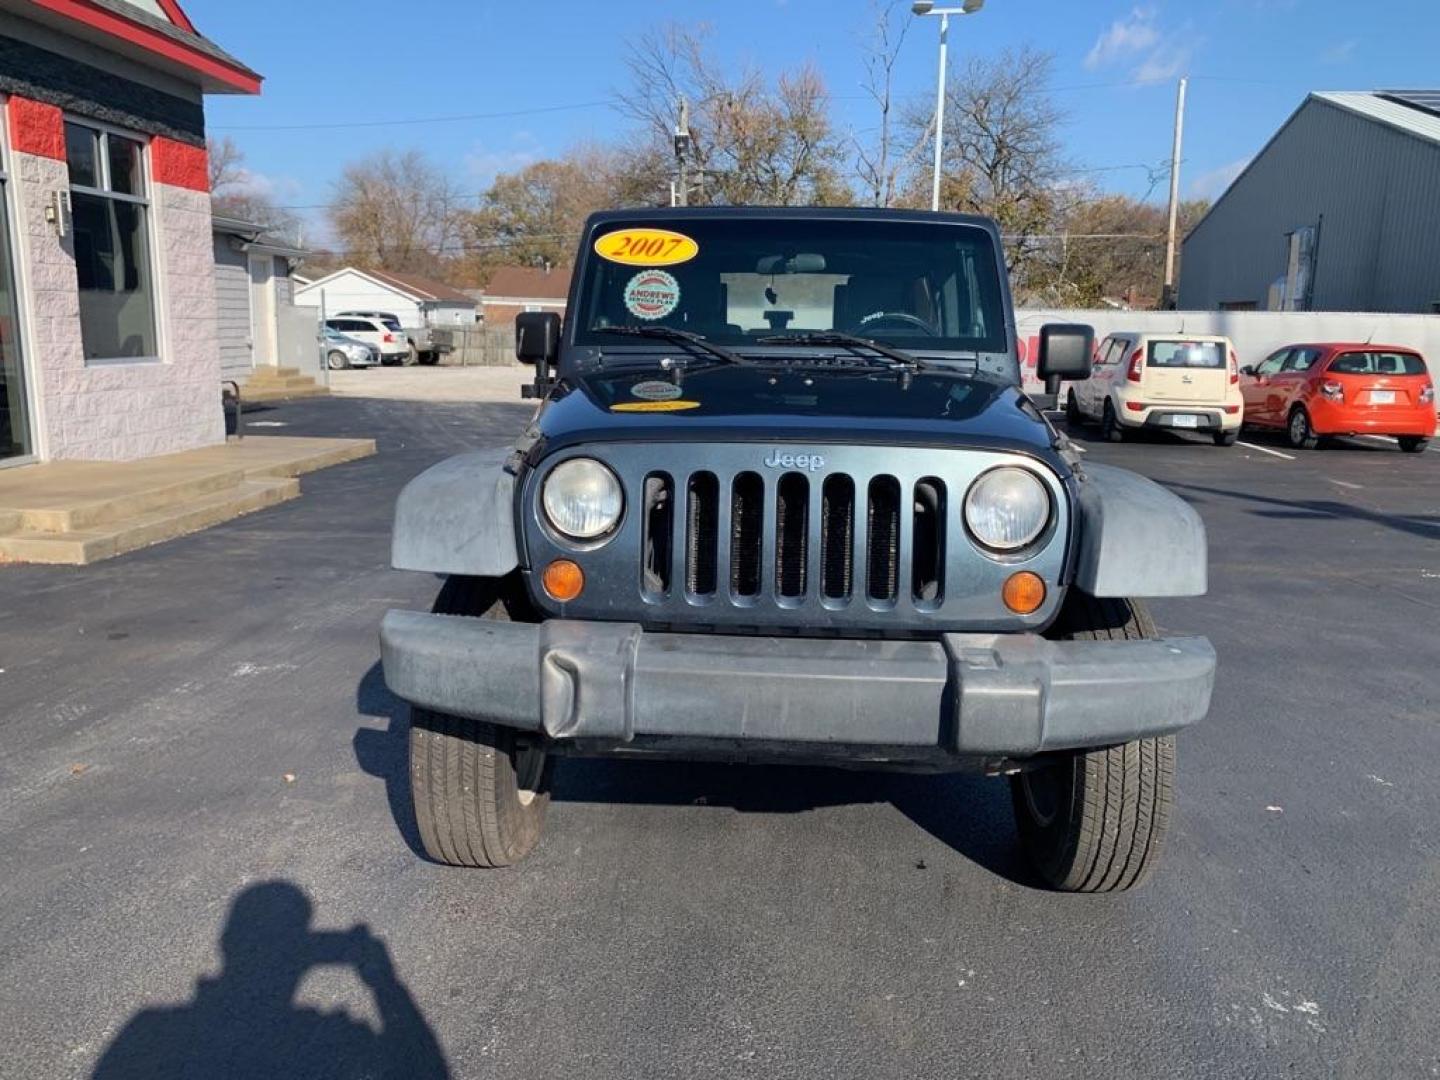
[573, 218, 1007, 354]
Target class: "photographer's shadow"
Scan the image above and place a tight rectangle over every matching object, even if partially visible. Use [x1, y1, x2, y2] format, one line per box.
[92, 881, 449, 1079]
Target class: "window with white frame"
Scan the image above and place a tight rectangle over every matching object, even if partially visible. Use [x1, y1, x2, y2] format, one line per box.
[65, 120, 158, 361]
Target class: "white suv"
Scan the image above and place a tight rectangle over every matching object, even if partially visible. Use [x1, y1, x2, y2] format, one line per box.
[325, 316, 411, 365]
[1068, 332, 1244, 446]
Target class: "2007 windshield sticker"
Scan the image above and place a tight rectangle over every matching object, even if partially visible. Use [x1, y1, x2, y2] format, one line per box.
[594, 228, 699, 266]
[623, 270, 680, 321]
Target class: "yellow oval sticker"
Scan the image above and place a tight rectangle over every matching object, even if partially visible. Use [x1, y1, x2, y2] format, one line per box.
[610, 400, 702, 413]
[594, 228, 699, 267]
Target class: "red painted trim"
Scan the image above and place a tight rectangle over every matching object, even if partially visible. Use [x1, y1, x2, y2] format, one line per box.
[27, 0, 260, 94]
[156, 0, 196, 34]
[5, 97, 67, 160]
[150, 136, 209, 191]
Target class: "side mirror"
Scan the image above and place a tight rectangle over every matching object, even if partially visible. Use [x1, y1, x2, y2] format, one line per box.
[1037, 323, 1094, 397]
[516, 311, 561, 400]
[515, 311, 561, 366]
[1239, 365, 1256, 377]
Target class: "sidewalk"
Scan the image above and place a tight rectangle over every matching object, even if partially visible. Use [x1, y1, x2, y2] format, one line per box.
[326, 364, 528, 404]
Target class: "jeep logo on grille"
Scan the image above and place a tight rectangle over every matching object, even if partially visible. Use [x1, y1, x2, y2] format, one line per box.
[763, 449, 826, 472]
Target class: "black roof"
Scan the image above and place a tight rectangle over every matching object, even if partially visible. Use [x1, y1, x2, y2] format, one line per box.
[583, 206, 999, 231]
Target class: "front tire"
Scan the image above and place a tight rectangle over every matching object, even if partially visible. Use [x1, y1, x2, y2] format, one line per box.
[1399, 436, 1429, 453]
[326, 350, 349, 371]
[1102, 401, 1126, 443]
[1287, 406, 1319, 449]
[409, 575, 552, 867]
[1011, 594, 1176, 892]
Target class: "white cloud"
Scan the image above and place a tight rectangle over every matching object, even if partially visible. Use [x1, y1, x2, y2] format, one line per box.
[222, 167, 303, 202]
[1321, 38, 1357, 64]
[1189, 157, 1250, 200]
[464, 133, 543, 186]
[1086, 7, 1196, 84]
[1136, 43, 1192, 82]
[1085, 8, 1161, 70]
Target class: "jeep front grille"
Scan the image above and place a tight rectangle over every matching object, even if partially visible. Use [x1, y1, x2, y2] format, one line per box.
[658, 468, 941, 607]
[526, 444, 1070, 634]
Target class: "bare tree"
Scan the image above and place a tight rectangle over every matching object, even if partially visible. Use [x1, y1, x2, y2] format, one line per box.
[207, 135, 246, 192]
[460, 142, 671, 283]
[328, 150, 464, 273]
[904, 46, 1071, 291]
[853, 1, 927, 207]
[617, 24, 851, 206]
[1018, 192, 1211, 308]
[206, 136, 301, 242]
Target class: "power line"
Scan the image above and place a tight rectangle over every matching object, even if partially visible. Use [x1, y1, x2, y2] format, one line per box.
[1012, 233, 1166, 241]
[209, 71, 1289, 136]
[210, 100, 612, 132]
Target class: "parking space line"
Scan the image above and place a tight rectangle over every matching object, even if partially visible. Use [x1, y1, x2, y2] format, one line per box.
[1238, 441, 1295, 460]
[1355, 433, 1440, 452]
[1328, 478, 1363, 490]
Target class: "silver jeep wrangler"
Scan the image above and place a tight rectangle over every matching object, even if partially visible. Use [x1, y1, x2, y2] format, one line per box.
[380, 207, 1215, 892]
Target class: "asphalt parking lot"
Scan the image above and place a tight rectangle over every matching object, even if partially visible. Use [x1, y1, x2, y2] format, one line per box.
[1, 389, 1437, 1079]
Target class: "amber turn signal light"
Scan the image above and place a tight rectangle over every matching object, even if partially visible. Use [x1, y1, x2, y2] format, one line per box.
[542, 559, 585, 602]
[1002, 571, 1046, 614]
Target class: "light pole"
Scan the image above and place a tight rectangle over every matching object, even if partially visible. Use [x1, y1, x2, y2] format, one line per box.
[912, 0, 985, 212]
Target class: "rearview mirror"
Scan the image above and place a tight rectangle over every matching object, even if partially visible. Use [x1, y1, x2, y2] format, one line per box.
[515, 311, 561, 366]
[1037, 323, 1094, 394]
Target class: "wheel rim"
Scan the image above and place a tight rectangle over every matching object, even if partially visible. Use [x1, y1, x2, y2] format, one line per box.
[328, 352, 344, 370]
[514, 745, 545, 807]
[1290, 411, 1306, 443]
[1020, 764, 1063, 827]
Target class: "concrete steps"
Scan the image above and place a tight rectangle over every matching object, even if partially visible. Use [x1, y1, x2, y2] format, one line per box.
[16, 467, 249, 533]
[0, 436, 376, 566]
[243, 365, 328, 402]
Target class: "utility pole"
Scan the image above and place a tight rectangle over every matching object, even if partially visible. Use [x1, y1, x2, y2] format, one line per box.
[929, 12, 949, 212]
[673, 96, 691, 208]
[1162, 76, 1188, 309]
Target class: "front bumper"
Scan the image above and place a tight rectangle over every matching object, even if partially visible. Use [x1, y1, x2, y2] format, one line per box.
[380, 612, 1216, 759]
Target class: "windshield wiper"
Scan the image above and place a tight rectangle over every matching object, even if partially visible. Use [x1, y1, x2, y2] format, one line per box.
[593, 325, 747, 366]
[758, 331, 932, 370]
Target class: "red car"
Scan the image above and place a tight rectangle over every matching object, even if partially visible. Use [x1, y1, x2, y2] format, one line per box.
[1239, 343, 1436, 452]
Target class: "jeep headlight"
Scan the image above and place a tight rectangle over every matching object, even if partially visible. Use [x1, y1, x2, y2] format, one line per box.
[541, 458, 623, 540]
[964, 467, 1050, 552]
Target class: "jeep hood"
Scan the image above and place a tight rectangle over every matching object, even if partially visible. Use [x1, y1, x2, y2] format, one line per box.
[532, 362, 1057, 456]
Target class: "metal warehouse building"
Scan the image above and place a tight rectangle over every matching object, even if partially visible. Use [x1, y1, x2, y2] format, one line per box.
[1179, 91, 1440, 314]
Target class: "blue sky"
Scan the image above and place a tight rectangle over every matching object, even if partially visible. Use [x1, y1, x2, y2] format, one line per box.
[188, 0, 1440, 243]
